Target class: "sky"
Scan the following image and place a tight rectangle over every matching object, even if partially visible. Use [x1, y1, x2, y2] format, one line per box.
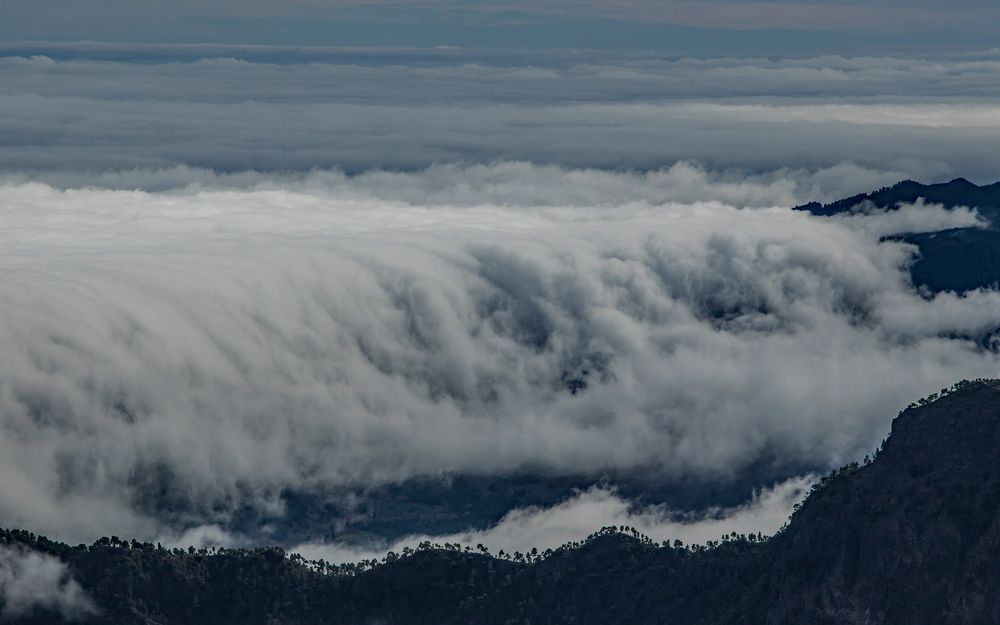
[2, 1, 1000, 576]
[2, 0, 1000, 53]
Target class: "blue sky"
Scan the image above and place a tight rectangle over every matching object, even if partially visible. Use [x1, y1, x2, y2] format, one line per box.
[3, 0, 997, 53]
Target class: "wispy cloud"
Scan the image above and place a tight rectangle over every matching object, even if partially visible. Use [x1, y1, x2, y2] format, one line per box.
[294, 476, 817, 563]
[0, 547, 96, 620]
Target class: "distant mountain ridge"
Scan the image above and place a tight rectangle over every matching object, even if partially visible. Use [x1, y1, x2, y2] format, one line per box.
[797, 178, 1000, 294]
[796, 177, 1000, 219]
[5, 380, 1000, 624]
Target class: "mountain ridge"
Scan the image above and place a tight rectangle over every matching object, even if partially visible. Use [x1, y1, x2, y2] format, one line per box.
[4, 380, 1000, 624]
[797, 179, 1000, 294]
[795, 178, 1000, 219]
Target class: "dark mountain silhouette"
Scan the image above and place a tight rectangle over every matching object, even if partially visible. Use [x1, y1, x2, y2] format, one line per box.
[796, 178, 1000, 293]
[796, 178, 1000, 219]
[5, 379, 1000, 624]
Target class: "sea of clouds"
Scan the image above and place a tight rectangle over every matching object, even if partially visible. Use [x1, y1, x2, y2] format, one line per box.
[1, 163, 997, 552]
[2, 45, 1000, 558]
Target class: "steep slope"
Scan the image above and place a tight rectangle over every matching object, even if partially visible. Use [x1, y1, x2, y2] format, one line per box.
[761, 380, 1000, 625]
[454, 380, 1000, 625]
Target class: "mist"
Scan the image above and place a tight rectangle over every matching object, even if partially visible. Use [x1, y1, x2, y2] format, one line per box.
[293, 476, 817, 564]
[0, 546, 95, 619]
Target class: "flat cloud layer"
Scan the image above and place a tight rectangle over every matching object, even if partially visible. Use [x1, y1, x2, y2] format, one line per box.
[3, 47, 1000, 180]
[0, 164, 997, 545]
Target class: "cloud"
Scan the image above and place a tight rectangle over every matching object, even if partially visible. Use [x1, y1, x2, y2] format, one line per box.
[161, 525, 243, 550]
[0, 160, 908, 208]
[0, 546, 96, 620]
[0, 165, 999, 545]
[293, 476, 816, 563]
[3, 49, 1000, 179]
[829, 199, 986, 239]
[1, 46, 1000, 547]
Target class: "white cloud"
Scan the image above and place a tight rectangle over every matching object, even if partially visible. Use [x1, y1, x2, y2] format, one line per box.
[0, 166, 997, 545]
[293, 476, 816, 563]
[0, 546, 96, 620]
[0, 160, 909, 208]
[830, 199, 986, 238]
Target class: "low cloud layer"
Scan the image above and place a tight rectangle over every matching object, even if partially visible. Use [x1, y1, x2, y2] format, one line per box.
[3, 48, 1000, 179]
[0, 164, 998, 545]
[0, 547, 96, 620]
[0, 160, 912, 209]
[295, 476, 816, 563]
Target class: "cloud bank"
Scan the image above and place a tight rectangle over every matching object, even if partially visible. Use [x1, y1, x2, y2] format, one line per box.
[0, 546, 96, 620]
[0, 164, 998, 545]
[4, 48, 1000, 179]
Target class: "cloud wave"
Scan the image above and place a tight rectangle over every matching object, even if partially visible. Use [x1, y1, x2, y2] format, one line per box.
[0, 164, 998, 544]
